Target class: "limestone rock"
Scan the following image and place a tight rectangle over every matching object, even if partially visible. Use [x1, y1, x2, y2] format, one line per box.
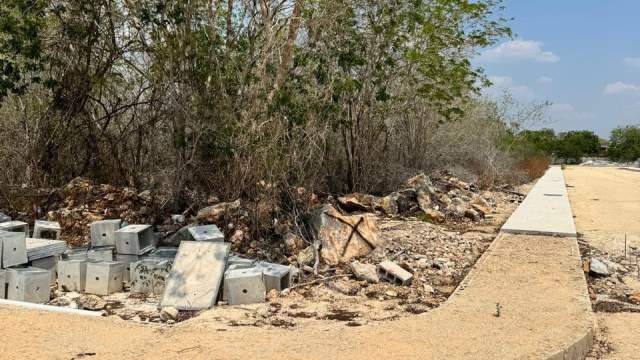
[349, 261, 379, 283]
[197, 199, 241, 223]
[310, 205, 384, 266]
[337, 193, 377, 212]
[296, 245, 315, 266]
[424, 209, 445, 223]
[77, 294, 107, 310]
[590, 258, 609, 276]
[375, 194, 399, 215]
[160, 307, 179, 321]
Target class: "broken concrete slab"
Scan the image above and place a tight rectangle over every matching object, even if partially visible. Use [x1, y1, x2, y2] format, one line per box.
[0, 220, 28, 234]
[377, 260, 413, 286]
[130, 259, 172, 295]
[188, 225, 224, 242]
[85, 261, 126, 296]
[6, 267, 51, 303]
[30, 256, 57, 285]
[161, 241, 230, 310]
[223, 267, 266, 305]
[26, 238, 67, 261]
[57, 259, 88, 292]
[32, 220, 61, 240]
[115, 224, 156, 255]
[90, 219, 122, 247]
[0, 231, 28, 268]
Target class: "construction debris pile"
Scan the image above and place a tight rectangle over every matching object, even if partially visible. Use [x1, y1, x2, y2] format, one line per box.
[580, 238, 640, 313]
[0, 171, 525, 327]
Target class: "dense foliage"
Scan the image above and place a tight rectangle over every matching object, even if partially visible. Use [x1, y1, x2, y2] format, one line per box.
[608, 126, 640, 162]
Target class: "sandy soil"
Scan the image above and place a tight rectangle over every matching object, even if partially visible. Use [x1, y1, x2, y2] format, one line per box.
[565, 166, 640, 359]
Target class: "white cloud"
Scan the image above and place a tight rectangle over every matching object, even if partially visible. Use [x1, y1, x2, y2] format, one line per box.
[537, 76, 553, 84]
[484, 75, 535, 101]
[603, 81, 640, 95]
[623, 57, 640, 68]
[549, 103, 595, 123]
[479, 39, 559, 63]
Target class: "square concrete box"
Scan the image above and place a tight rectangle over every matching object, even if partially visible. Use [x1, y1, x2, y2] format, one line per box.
[130, 258, 172, 295]
[0, 231, 28, 268]
[116, 254, 149, 283]
[257, 261, 291, 291]
[0, 221, 29, 234]
[0, 269, 5, 298]
[90, 219, 122, 247]
[188, 225, 224, 242]
[57, 259, 87, 292]
[85, 261, 126, 296]
[223, 267, 266, 305]
[87, 246, 115, 261]
[32, 220, 61, 240]
[30, 256, 57, 285]
[6, 267, 51, 303]
[115, 225, 156, 255]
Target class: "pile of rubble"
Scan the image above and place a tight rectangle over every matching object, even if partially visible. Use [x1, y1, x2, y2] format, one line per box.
[579, 238, 640, 312]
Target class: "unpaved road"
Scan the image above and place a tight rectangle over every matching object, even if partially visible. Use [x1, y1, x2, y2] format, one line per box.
[565, 166, 640, 359]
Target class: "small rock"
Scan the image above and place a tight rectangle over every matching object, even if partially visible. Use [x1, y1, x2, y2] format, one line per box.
[160, 307, 179, 321]
[590, 258, 609, 276]
[424, 209, 445, 223]
[385, 290, 398, 298]
[349, 261, 379, 283]
[296, 246, 315, 266]
[77, 294, 107, 311]
[423, 284, 435, 294]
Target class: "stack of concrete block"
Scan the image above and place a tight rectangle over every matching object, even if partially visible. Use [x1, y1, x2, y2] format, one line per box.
[57, 259, 88, 292]
[32, 220, 61, 240]
[0, 220, 29, 235]
[85, 261, 126, 296]
[6, 267, 51, 303]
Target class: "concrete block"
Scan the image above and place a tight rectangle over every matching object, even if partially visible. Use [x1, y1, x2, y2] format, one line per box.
[147, 247, 178, 260]
[188, 225, 224, 242]
[161, 241, 230, 310]
[0, 212, 10, 223]
[32, 220, 61, 240]
[377, 260, 413, 286]
[6, 267, 51, 303]
[130, 259, 172, 295]
[90, 219, 122, 247]
[223, 267, 266, 305]
[116, 254, 146, 283]
[0, 221, 29, 234]
[226, 255, 256, 270]
[0, 270, 5, 298]
[85, 261, 126, 296]
[257, 261, 290, 291]
[115, 225, 155, 255]
[30, 256, 57, 285]
[0, 231, 28, 268]
[62, 248, 89, 260]
[87, 246, 115, 261]
[57, 259, 87, 292]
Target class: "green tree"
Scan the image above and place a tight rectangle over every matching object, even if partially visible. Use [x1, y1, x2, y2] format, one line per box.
[517, 128, 557, 156]
[608, 126, 640, 162]
[555, 130, 600, 163]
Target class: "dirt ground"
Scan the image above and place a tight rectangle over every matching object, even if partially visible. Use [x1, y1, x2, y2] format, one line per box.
[565, 166, 640, 359]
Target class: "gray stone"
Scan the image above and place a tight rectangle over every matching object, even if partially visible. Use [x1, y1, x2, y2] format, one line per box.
[57, 259, 88, 292]
[160, 306, 179, 321]
[130, 258, 172, 295]
[188, 225, 224, 242]
[257, 261, 290, 291]
[90, 219, 122, 247]
[115, 224, 156, 255]
[6, 267, 51, 303]
[590, 258, 609, 276]
[85, 261, 126, 295]
[377, 260, 413, 286]
[0, 221, 29, 234]
[32, 220, 61, 240]
[224, 267, 266, 305]
[349, 261, 379, 283]
[0, 231, 28, 268]
[30, 256, 57, 285]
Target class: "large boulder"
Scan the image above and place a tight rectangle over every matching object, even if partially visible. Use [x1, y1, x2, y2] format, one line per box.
[310, 205, 384, 266]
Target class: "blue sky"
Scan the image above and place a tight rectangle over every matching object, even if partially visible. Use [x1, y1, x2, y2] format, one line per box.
[475, 0, 640, 137]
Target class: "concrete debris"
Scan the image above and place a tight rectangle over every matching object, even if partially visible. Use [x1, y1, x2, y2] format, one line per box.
[310, 205, 384, 266]
[589, 258, 610, 276]
[349, 261, 379, 283]
[223, 267, 266, 305]
[33, 220, 62, 240]
[160, 306, 179, 321]
[377, 260, 413, 286]
[77, 294, 107, 311]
